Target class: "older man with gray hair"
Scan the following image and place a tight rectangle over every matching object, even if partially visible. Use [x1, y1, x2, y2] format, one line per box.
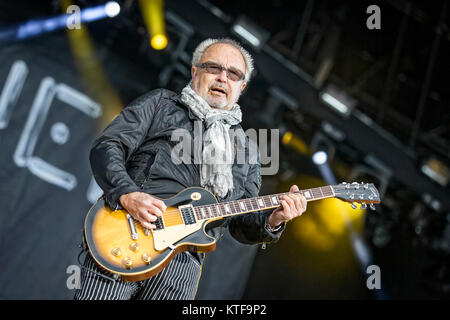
[74, 38, 306, 300]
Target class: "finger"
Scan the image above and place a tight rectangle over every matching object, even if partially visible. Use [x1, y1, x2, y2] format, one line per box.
[290, 184, 300, 193]
[145, 211, 159, 222]
[138, 210, 156, 223]
[283, 195, 295, 212]
[144, 204, 164, 216]
[300, 195, 307, 212]
[280, 197, 291, 219]
[297, 194, 306, 211]
[287, 195, 300, 219]
[140, 220, 156, 230]
[289, 194, 302, 216]
[151, 199, 167, 214]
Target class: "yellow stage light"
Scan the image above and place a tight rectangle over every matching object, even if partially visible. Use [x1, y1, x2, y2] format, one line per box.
[139, 0, 168, 50]
[281, 131, 310, 155]
[151, 33, 168, 50]
[284, 175, 365, 251]
[61, 0, 123, 128]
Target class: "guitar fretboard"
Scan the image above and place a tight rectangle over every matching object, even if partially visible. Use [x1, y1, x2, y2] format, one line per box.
[193, 186, 334, 221]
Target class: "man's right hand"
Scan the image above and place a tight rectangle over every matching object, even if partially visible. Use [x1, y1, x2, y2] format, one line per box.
[119, 192, 167, 230]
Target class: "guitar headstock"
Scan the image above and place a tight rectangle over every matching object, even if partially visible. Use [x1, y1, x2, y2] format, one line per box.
[332, 182, 381, 210]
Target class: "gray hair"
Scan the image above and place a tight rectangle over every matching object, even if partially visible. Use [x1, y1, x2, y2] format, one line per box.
[191, 38, 254, 83]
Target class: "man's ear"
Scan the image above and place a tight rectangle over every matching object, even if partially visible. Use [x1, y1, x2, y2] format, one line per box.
[241, 82, 247, 92]
[191, 66, 196, 79]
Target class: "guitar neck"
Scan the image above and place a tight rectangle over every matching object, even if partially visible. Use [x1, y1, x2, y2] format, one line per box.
[192, 186, 335, 221]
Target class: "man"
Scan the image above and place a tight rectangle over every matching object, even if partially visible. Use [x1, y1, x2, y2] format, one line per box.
[74, 38, 307, 300]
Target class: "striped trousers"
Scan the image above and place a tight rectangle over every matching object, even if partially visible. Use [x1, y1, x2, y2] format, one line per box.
[73, 251, 203, 300]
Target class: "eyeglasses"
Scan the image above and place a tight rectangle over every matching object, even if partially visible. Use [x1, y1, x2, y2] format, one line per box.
[196, 62, 245, 81]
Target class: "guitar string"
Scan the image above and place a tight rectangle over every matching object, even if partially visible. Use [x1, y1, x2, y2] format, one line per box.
[130, 187, 342, 220]
[130, 186, 374, 230]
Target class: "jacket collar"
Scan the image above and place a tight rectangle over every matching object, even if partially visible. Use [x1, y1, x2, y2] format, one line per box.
[171, 93, 200, 121]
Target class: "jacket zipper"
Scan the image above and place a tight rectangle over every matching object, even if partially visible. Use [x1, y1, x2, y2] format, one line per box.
[140, 176, 149, 189]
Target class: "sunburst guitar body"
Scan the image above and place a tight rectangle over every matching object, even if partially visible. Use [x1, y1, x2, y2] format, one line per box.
[84, 183, 380, 281]
[84, 187, 219, 282]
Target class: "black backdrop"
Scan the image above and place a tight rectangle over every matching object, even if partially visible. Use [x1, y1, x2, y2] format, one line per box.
[0, 34, 102, 299]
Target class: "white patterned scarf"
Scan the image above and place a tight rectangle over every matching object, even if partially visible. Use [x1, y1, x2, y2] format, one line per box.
[180, 84, 242, 198]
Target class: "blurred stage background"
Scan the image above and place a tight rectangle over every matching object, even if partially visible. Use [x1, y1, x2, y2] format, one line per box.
[0, 0, 449, 299]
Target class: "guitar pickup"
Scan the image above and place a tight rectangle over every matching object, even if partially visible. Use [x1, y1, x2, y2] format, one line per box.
[179, 204, 197, 225]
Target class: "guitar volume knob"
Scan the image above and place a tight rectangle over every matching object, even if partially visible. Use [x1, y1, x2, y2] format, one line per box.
[129, 243, 140, 252]
[111, 247, 121, 257]
[122, 257, 133, 269]
[142, 253, 152, 264]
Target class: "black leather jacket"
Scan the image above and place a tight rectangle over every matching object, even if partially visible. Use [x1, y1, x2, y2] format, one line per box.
[90, 88, 284, 245]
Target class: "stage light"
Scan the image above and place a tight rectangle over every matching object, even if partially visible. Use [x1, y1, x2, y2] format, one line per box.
[310, 133, 335, 184]
[320, 83, 357, 118]
[422, 193, 442, 211]
[281, 131, 293, 145]
[421, 156, 449, 187]
[151, 33, 168, 50]
[321, 93, 349, 114]
[105, 1, 121, 18]
[231, 15, 270, 51]
[232, 24, 260, 47]
[61, 0, 123, 128]
[0, 2, 121, 44]
[290, 176, 365, 251]
[312, 151, 328, 165]
[139, 0, 168, 51]
[281, 131, 309, 155]
[321, 121, 346, 142]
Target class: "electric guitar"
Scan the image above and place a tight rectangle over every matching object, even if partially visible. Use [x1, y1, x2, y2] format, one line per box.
[84, 182, 380, 281]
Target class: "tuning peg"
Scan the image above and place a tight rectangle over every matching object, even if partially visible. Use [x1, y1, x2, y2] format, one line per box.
[360, 203, 367, 210]
[369, 203, 376, 211]
[351, 203, 357, 210]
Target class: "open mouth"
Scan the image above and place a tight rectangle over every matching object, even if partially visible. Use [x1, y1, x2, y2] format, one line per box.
[210, 87, 227, 95]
